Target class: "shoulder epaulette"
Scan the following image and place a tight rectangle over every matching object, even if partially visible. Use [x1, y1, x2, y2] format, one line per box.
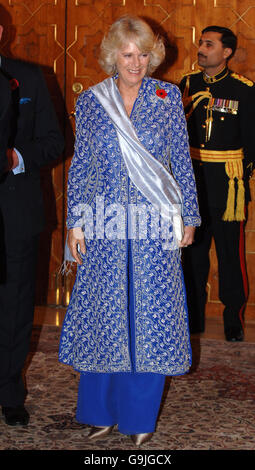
[231, 72, 254, 87]
[181, 70, 201, 82]
[182, 69, 201, 79]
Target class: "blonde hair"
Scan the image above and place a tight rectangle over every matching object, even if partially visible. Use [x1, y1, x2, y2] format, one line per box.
[99, 15, 165, 76]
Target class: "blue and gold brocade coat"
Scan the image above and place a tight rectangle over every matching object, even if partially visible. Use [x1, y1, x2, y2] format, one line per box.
[59, 77, 201, 375]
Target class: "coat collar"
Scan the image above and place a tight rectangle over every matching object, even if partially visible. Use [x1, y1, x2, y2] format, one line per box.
[202, 66, 229, 84]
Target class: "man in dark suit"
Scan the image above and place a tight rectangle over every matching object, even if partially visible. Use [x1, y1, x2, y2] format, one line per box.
[0, 24, 64, 425]
[0, 70, 11, 175]
[179, 26, 255, 342]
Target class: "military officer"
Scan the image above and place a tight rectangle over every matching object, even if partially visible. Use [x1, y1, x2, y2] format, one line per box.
[179, 25, 255, 341]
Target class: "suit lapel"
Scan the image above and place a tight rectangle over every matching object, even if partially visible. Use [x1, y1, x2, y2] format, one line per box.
[0, 57, 20, 146]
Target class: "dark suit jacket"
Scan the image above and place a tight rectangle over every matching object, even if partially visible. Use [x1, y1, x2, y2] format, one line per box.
[0, 71, 11, 175]
[0, 57, 64, 240]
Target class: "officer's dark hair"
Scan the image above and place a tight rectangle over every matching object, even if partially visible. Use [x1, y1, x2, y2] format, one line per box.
[202, 25, 237, 60]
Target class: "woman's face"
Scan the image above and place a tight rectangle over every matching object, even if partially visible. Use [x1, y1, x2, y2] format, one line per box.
[115, 41, 150, 89]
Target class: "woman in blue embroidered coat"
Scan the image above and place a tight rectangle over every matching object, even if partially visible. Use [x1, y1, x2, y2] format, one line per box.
[59, 16, 201, 446]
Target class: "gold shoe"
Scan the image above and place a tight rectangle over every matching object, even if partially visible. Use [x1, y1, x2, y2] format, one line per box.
[130, 432, 153, 446]
[88, 425, 114, 440]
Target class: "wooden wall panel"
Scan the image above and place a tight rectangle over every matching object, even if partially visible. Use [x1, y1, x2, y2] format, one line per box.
[1, 0, 254, 319]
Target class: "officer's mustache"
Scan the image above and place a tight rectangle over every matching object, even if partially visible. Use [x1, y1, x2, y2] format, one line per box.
[198, 53, 207, 59]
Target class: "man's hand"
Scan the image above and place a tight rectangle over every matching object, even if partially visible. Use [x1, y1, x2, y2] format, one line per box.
[67, 227, 86, 265]
[179, 226, 196, 248]
[6, 148, 19, 171]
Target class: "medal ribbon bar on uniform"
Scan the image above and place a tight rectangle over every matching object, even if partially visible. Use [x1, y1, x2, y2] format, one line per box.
[211, 97, 239, 114]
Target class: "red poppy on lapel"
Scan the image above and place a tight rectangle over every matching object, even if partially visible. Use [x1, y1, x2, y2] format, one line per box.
[10, 78, 19, 90]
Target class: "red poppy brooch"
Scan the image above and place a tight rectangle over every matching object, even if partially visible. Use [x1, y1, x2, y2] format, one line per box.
[155, 85, 167, 99]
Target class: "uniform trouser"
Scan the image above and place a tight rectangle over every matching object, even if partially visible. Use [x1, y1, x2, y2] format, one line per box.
[0, 234, 38, 407]
[183, 207, 248, 332]
[75, 239, 166, 434]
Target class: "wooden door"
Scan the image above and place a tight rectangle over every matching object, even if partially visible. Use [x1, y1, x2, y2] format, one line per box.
[1, 0, 254, 319]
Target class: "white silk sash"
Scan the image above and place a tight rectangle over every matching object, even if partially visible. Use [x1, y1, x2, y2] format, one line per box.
[91, 78, 184, 243]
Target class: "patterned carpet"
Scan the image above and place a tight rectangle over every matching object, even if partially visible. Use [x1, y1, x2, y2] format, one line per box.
[0, 325, 255, 454]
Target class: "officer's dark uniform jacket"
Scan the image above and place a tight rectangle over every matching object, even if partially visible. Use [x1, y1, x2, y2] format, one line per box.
[179, 67, 255, 219]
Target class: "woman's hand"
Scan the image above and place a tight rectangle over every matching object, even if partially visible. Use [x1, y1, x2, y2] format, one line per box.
[68, 227, 86, 265]
[179, 226, 196, 248]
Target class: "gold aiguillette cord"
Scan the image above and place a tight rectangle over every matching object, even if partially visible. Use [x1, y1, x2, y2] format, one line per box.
[205, 96, 213, 142]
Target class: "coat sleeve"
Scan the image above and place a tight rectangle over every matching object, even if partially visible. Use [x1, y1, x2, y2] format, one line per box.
[168, 85, 201, 226]
[14, 65, 64, 170]
[66, 92, 95, 229]
[0, 72, 11, 175]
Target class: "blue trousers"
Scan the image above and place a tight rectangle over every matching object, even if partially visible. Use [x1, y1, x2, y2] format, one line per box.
[76, 240, 166, 434]
[76, 372, 166, 434]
